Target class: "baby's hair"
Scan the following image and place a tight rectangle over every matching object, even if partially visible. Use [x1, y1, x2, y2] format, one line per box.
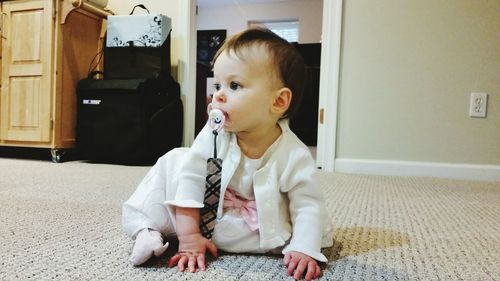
[212, 27, 306, 119]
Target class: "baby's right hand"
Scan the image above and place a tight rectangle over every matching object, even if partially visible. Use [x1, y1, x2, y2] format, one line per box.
[168, 232, 218, 272]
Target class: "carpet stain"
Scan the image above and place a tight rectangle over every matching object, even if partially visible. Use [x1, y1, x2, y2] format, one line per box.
[324, 227, 410, 261]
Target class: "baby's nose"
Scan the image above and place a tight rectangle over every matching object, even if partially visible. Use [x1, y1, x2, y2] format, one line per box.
[213, 90, 226, 103]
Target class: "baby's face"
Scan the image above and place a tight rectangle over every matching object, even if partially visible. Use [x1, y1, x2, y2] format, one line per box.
[211, 46, 282, 133]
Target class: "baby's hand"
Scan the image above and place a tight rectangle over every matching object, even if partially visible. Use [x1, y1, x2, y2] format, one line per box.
[168, 232, 218, 272]
[284, 251, 322, 281]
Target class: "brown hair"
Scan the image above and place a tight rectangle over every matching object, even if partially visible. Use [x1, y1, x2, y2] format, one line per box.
[212, 27, 306, 119]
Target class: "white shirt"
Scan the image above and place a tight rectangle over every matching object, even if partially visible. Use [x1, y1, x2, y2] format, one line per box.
[213, 134, 286, 254]
[164, 120, 333, 261]
[211, 155, 265, 253]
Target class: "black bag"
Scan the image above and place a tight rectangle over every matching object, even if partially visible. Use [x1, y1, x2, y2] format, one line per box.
[104, 35, 171, 79]
[76, 72, 183, 165]
[104, 4, 171, 79]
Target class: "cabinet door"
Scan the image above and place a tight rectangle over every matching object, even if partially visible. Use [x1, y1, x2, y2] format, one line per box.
[0, 0, 53, 142]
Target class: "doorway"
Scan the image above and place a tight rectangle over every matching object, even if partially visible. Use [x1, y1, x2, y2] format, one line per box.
[193, 0, 341, 170]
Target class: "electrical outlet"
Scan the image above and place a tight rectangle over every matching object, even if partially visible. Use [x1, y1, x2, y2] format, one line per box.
[469, 92, 488, 118]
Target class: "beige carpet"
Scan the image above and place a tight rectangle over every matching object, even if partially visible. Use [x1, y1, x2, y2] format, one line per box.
[0, 157, 499, 280]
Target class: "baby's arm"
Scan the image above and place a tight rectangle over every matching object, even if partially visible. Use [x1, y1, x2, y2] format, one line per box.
[168, 207, 218, 272]
[280, 150, 329, 280]
[283, 186, 326, 280]
[165, 123, 225, 271]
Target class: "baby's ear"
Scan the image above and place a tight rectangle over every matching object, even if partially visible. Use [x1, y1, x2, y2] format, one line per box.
[272, 88, 292, 116]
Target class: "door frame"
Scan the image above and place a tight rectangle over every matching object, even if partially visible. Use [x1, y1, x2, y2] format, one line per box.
[316, 0, 343, 171]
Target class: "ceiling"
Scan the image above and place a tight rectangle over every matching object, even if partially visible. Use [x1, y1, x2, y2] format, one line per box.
[197, 0, 293, 9]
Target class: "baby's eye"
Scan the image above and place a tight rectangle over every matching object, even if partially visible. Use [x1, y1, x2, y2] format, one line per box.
[213, 83, 221, 91]
[230, 81, 241, 90]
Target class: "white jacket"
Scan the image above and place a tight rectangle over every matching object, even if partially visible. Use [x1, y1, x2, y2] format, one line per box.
[165, 120, 333, 262]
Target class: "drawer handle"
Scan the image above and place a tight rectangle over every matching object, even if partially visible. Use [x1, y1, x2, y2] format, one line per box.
[1, 12, 6, 40]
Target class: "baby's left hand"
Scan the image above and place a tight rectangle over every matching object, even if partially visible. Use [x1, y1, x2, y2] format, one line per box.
[283, 251, 321, 281]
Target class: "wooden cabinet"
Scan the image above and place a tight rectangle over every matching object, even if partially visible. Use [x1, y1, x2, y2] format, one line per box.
[0, 0, 108, 162]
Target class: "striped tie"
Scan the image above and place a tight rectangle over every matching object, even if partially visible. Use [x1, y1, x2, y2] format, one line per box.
[200, 108, 225, 239]
[200, 156, 222, 239]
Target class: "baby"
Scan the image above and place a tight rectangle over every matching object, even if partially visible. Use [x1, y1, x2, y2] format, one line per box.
[122, 27, 333, 281]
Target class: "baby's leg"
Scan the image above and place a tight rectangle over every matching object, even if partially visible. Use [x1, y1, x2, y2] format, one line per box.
[122, 147, 188, 238]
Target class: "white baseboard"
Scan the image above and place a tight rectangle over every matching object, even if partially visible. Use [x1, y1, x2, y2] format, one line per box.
[334, 158, 500, 182]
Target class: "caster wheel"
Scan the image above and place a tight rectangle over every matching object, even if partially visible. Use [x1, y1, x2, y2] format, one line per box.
[50, 149, 65, 163]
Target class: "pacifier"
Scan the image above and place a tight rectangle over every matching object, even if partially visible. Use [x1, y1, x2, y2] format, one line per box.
[207, 104, 225, 132]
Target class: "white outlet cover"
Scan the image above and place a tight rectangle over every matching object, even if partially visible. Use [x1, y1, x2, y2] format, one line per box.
[469, 92, 488, 118]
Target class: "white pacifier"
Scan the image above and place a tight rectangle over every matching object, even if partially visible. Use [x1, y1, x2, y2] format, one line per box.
[208, 106, 225, 132]
[207, 104, 225, 158]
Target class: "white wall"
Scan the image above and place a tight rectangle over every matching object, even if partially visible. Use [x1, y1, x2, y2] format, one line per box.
[337, 0, 500, 168]
[197, 0, 323, 43]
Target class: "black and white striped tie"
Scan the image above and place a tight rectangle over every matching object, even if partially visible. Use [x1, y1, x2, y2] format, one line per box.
[200, 108, 225, 239]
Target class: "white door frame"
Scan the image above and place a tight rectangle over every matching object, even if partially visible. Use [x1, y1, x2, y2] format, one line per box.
[181, 0, 198, 146]
[185, 0, 343, 172]
[316, 0, 343, 171]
